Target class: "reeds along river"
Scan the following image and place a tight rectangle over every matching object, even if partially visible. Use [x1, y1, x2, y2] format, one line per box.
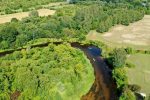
[0, 42, 117, 100]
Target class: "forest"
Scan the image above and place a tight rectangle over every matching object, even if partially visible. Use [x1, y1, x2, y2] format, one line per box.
[0, 3, 145, 50]
[0, 43, 94, 99]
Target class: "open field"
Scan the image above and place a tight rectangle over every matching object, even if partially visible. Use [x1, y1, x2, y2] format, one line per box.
[126, 54, 150, 98]
[87, 15, 150, 50]
[0, 9, 56, 24]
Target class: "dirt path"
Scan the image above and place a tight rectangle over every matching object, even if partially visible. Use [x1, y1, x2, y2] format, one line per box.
[0, 9, 55, 24]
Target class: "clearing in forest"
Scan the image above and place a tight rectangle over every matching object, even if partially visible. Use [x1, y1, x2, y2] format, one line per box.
[87, 15, 150, 50]
[0, 9, 56, 24]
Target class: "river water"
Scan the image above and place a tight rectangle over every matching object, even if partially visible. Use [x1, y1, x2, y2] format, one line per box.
[71, 42, 117, 100]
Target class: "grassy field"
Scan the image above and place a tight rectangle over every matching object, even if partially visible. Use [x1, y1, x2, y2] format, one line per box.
[86, 15, 150, 50]
[126, 54, 150, 97]
[0, 9, 56, 24]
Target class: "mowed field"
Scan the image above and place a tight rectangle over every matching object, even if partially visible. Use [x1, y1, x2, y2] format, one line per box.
[0, 9, 56, 24]
[126, 54, 150, 97]
[87, 15, 150, 50]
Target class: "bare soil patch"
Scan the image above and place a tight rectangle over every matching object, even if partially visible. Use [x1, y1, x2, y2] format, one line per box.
[0, 9, 56, 24]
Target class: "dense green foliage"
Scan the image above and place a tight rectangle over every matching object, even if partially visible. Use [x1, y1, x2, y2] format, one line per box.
[0, 3, 145, 50]
[0, 15, 76, 49]
[0, 0, 64, 14]
[112, 68, 128, 90]
[110, 48, 127, 68]
[74, 5, 144, 33]
[119, 89, 136, 100]
[0, 44, 94, 99]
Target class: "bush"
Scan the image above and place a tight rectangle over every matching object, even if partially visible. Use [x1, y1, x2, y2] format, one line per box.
[120, 89, 136, 100]
[128, 84, 141, 92]
[5, 8, 13, 14]
[11, 18, 19, 22]
[29, 10, 39, 17]
[125, 47, 133, 54]
[125, 62, 135, 68]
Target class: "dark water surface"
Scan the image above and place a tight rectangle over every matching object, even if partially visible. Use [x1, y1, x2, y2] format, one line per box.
[71, 42, 117, 100]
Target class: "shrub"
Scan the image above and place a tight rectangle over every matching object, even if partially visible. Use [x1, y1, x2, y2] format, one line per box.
[125, 47, 133, 54]
[29, 10, 39, 17]
[128, 84, 141, 92]
[120, 89, 136, 100]
[125, 62, 135, 68]
[11, 18, 19, 22]
[5, 8, 13, 14]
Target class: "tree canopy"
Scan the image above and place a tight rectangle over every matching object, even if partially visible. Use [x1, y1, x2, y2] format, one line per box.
[0, 44, 94, 99]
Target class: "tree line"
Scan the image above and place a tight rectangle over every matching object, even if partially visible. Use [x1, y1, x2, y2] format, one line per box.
[106, 48, 144, 100]
[0, 3, 145, 51]
[0, 0, 65, 14]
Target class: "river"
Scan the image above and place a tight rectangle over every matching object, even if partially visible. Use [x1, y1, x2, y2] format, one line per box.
[71, 43, 117, 100]
[0, 42, 117, 100]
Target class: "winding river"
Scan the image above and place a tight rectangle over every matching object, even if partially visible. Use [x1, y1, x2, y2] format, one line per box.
[0, 42, 117, 100]
[71, 43, 117, 100]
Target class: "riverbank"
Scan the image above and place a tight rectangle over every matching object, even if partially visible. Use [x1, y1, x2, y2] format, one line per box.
[71, 43, 117, 100]
[0, 41, 117, 100]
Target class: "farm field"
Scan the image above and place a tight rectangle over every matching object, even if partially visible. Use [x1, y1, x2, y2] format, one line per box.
[0, 9, 56, 24]
[87, 15, 150, 50]
[126, 54, 150, 98]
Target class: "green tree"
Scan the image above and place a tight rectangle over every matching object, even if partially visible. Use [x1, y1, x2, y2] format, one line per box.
[110, 48, 127, 68]
[112, 68, 128, 90]
[1, 24, 19, 43]
[15, 34, 28, 47]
